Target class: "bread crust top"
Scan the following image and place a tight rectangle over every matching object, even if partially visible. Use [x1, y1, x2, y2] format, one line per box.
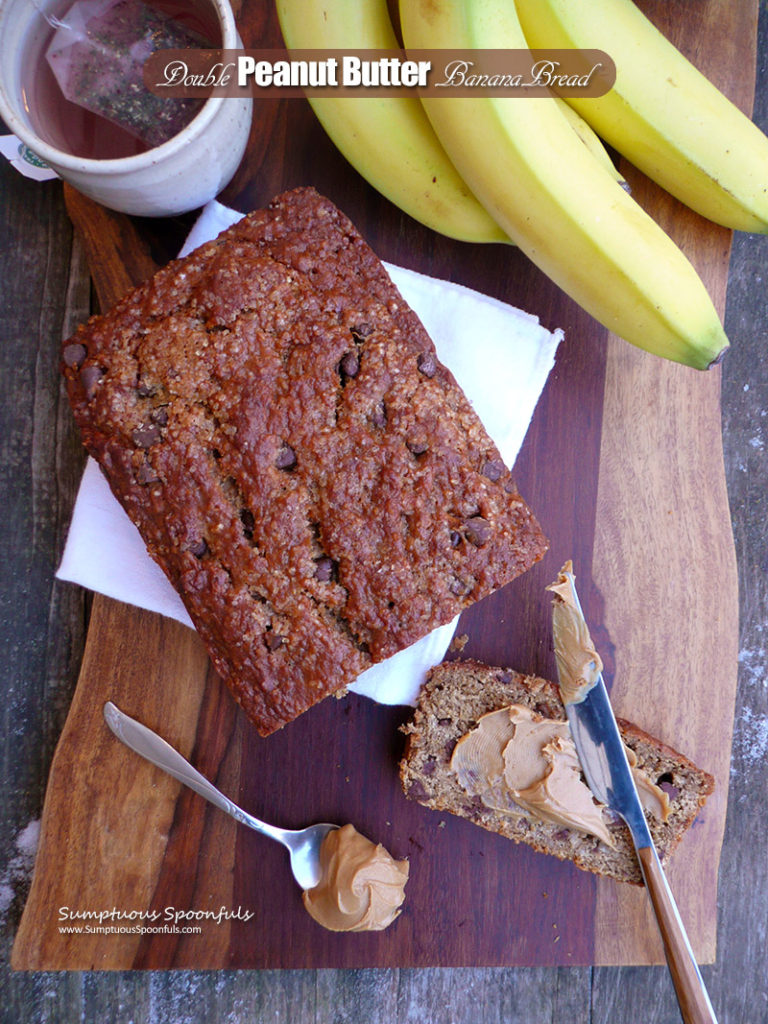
[62, 189, 547, 734]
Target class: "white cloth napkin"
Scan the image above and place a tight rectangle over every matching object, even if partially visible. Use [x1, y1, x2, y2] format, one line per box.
[57, 201, 562, 706]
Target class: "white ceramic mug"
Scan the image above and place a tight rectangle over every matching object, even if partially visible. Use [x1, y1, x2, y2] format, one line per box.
[0, 0, 253, 216]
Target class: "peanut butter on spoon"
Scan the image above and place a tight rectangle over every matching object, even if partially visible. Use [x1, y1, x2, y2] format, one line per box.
[302, 824, 409, 932]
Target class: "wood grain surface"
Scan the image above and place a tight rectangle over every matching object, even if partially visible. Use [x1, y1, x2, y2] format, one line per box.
[9, 0, 747, 975]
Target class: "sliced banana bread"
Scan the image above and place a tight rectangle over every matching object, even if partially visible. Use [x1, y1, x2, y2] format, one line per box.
[400, 659, 714, 884]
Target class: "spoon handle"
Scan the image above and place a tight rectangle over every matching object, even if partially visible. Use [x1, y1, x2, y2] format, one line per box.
[103, 702, 281, 841]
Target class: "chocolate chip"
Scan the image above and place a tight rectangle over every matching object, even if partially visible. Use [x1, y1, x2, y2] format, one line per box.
[351, 322, 373, 339]
[150, 407, 168, 426]
[339, 351, 359, 378]
[63, 343, 87, 369]
[436, 718, 452, 727]
[265, 632, 284, 651]
[371, 401, 387, 428]
[499, 671, 513, 684]
[137, 380, 156, 398]
[417, 351, 436, 377]
[275, 443, 296, 470]
[314, 556, 337, 582]
[407, 438, 429, 456]
[449, 577, 470, 596]
[132, 424, 161, 449]
[482, 459, 505, 482]
[136, 462, 160, 485]
[504, 478, 518, 494]
[449, 530, 462, 547]
[464, 516, 491, 546]
[407, 779, 428, 802]
[422, 758, 437, 776]
[240, 508, 255, 536]
[657, 773, 679, 800]
[189, 538, 208, 558]
[80, 365, 104, 399]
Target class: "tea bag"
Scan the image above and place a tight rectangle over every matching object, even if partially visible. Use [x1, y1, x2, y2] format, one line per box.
[45, 0, 209, 148]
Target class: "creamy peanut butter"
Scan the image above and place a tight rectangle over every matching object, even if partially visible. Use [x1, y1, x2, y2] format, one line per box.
[451, 703, 669, 846]
[302, 824, 409, 932]
[626, 744, 671, 822]
[546, 560, 603, 705]
[546, 561, 671, 822]
[503, 707, 615, 845]
[452, 705, 614, 845]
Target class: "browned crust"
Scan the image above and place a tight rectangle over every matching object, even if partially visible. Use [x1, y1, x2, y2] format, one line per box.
[61, 190, 547, 735]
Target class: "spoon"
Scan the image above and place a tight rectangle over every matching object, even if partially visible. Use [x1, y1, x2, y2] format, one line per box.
[103, 701, 338, 890]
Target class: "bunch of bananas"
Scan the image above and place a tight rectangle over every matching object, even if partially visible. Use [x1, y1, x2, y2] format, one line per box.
[276, 0, 768, 369]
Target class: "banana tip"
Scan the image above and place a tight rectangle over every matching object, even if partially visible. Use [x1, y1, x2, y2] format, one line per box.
[707, 344, 730, 369]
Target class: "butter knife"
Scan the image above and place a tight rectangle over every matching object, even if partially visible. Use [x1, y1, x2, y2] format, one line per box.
[548, 563, 717, 1024]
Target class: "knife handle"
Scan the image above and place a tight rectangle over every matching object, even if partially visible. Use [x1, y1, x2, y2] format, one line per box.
[637, 846, 718, 1024]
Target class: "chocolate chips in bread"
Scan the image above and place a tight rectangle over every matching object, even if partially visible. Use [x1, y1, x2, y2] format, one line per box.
[400, 660, 714, 884]
[62, 188, 548, 735]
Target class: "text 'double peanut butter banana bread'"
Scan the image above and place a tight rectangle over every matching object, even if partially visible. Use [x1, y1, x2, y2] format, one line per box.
[62, 187, 548, 735]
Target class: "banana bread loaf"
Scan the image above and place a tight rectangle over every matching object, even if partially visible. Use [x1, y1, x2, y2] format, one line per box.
[62, 188, 548, 735]
[400, 659, 714, 884]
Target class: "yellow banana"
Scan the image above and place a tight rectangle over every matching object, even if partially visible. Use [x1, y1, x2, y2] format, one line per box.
[275, 0, 508, 243]
[554, 98, 628, 191]
[276, 0, 625, 237]
[515, 0, 768, 232]
[399, 0, 729, 369]
[274, 0, 612, 242]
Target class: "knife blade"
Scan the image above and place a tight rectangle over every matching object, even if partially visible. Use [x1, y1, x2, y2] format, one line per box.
[548, 562, 717, 1024]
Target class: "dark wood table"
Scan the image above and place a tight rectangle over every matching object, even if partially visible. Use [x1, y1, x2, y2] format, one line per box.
[2, 7, 767, 1022]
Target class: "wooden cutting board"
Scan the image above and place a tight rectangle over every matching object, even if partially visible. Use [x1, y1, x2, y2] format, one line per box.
[12, 0, 750, 970]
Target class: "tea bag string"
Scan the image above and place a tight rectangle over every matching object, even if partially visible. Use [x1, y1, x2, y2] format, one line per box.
[31, 0, 71, 31]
